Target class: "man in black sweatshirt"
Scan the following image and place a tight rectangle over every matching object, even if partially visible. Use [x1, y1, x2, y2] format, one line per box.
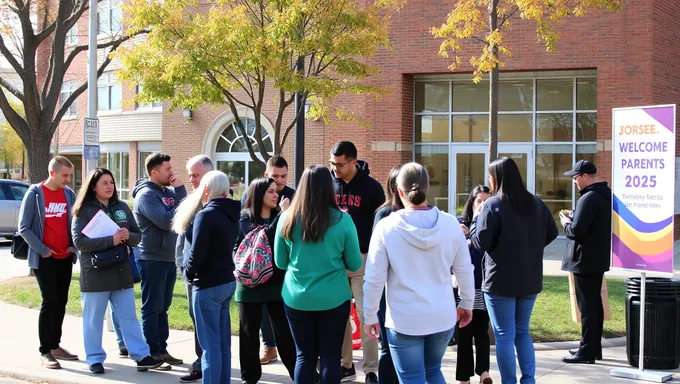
[329, 141, 385, 384]
[560, 160, 612, 364]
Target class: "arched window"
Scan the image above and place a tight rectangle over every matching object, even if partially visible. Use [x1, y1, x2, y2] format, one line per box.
[214, 118, 274, 199]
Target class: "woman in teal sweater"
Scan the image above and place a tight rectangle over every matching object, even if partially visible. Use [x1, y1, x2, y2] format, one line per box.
[274, 165, 362, 384]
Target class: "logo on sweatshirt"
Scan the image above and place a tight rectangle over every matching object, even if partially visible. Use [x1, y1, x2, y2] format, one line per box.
[45, 202, 67, 218]
[335, 194, 361, 209]
[161, 197, 175, 208]
[114, 210, 127, 221]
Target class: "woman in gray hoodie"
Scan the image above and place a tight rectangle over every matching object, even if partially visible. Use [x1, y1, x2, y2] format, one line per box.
[72, 168, 163, 374]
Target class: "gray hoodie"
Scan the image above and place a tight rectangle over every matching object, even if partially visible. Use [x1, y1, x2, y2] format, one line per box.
[132, 179, 187, 262]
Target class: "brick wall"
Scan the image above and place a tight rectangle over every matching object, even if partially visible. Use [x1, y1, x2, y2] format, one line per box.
[651, 0, 680, 240]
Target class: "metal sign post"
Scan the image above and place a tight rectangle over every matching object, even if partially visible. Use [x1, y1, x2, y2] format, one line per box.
[85, 0, 99, 174]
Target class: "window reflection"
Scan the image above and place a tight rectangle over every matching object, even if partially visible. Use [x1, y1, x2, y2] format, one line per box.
[416, 145, 449, 212]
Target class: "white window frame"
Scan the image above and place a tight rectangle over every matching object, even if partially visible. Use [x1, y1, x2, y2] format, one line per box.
[60, 81, 78, 119]
[97, 73, 122, 112]
[65, 23, 78, 46]
[135, 84, 162, 110]
[97, 0, 122, 37]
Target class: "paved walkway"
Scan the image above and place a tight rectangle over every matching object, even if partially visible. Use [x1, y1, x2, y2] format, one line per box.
[0, 302, 678, 384]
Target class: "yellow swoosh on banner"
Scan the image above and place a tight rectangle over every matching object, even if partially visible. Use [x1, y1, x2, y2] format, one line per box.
[612, 212, 673, 255]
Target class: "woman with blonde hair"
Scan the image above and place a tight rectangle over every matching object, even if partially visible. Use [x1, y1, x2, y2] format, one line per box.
[173, 170, 241, 384]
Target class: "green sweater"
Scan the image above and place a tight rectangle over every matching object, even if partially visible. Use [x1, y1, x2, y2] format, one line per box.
[274, 209, 363, 311]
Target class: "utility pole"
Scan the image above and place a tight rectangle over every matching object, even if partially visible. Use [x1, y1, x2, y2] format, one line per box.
[85, 0, 100, 174]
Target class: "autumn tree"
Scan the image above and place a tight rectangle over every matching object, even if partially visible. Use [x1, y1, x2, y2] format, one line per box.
[432, 0, 621, 161]
[117, 0, 400, 165]
[0, 0, 140, 182]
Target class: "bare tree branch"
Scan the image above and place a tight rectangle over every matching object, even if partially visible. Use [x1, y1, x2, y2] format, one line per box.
[0, 76, 24, 100]
[0, 35, 25, 76]
[0, 88, 29, 141]
[499, 6, 520, 28]
[50, 41, 123, 133]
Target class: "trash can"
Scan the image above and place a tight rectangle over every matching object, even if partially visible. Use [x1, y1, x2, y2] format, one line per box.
[625, 277, 680, 369]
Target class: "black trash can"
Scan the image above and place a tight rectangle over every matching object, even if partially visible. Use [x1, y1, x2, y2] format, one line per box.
[625, 277, 680, 369]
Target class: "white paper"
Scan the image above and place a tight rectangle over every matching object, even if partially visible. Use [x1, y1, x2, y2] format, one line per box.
[82, 210, 120, 239]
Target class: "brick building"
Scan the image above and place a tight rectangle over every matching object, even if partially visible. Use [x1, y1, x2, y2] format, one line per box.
[53, 0, 680, 236]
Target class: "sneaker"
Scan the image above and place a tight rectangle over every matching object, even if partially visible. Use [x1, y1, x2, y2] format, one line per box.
[119, 348, 129, 358]
[40, 353, 61, 369]
[365, 372, 378, 383]
[89, 363, 105, 374]
[259, 346, 278, 364]
[179, 369, 202, 383]
[51, 347, 78, 361]
[160, 353, 183, 365]
[136, 356, 164, 371]
[340, 364, 357, 382]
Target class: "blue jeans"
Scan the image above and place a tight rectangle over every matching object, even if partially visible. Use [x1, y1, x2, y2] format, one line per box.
[193, 282, 236, 384]
[261, 305, 276, 348]
[386, 327, 454, 384]
[284, 301, 350, 384]
[110, 304, 126, 349]
[484, 294, 537, 384]
[82, 289, 150, 365]
[136, 259, 176, 356]
[377, 291, 398, 384]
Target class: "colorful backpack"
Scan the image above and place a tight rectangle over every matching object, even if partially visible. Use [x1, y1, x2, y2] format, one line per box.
[233, 225, 274, 288]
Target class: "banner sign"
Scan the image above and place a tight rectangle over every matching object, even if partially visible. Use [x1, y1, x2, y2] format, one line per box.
[611, 104, 676, 275]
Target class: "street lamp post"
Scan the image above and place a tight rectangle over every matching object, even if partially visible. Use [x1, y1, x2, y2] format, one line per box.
[294, 56, 305, 186]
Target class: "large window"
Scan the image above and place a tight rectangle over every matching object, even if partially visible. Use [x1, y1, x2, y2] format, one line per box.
[99, 152, 130, 200]
[60, 82, 77, 118]
[138, 151, 154, 178]
[414, 73, 598, 233]
[97, 73, 122, 111]
[215, 119, 273, 200]
[98, 0, 122, 35]
[66, 23, 78, 46]
[135, 84, 162, 110]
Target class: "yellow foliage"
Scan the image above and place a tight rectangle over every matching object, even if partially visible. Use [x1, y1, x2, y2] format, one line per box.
[432, 0, 622, 81]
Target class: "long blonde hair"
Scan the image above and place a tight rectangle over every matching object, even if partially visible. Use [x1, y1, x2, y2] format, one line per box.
[172, 170, 230, 234]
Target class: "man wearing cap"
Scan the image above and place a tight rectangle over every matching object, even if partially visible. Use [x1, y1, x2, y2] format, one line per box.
[559, 160, 612, 364]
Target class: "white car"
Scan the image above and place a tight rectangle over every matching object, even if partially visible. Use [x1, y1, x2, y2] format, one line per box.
[0, 180, 29, 239]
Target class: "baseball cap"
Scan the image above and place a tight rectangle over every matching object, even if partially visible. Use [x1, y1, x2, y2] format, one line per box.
[564, 160, 597, 177]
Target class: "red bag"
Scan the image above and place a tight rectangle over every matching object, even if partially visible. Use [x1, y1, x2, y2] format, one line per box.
[350, 301, 362, 350]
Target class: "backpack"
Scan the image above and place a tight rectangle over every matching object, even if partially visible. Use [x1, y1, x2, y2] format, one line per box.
[233, 225, 274, 288]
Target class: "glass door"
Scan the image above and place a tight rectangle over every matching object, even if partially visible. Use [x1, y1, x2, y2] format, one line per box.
[450, 144, 534, 214]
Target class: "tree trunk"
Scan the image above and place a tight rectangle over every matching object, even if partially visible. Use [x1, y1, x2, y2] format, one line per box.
[488, 0, 499, 162]
[25, 133, 54, 184]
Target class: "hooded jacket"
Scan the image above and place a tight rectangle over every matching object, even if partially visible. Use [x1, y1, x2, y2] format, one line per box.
[332, 160, 385, 253]
[562, 182, 612, 274]
[72, 199, 141, 292]
[132, 179, 187, 262]
[184, 197, 240, 289]
[470, 194, 558, 297]
[363, 207, 475, 336]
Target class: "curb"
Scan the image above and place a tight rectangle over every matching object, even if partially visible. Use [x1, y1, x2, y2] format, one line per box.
[448, 337, 626, 353]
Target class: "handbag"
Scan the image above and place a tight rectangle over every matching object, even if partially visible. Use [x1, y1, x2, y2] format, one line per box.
[92, 244, 129, 269]
[11, 233, 28, 260]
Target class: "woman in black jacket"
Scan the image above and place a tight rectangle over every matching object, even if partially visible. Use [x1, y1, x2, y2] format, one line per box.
[470, 157, 557, 384]
[72, 168, 162, 374]
[456, 185, 492, 384]
[172, 170, 241, 384]
[235, 178, 296, 384]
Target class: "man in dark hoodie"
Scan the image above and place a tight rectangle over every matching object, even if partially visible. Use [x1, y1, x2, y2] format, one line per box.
[329, 141, 385, 384]
[560, 160, 612, 364]
[132, 152, 187, 368]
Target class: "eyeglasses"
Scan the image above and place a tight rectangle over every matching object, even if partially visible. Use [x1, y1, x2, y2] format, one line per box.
[328, 161, 347, 169]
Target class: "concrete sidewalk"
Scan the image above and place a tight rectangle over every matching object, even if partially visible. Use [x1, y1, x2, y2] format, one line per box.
[0, 302, 678, 384]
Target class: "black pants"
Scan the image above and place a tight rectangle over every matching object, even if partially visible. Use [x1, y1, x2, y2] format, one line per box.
[284, 301, 350, 384]
[456, 309, 491, 381]
[573, 273, 604, 359]
[33, 256, 73, 354]
[238, 301, 296, 383]
[185, 280, 202, 371]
